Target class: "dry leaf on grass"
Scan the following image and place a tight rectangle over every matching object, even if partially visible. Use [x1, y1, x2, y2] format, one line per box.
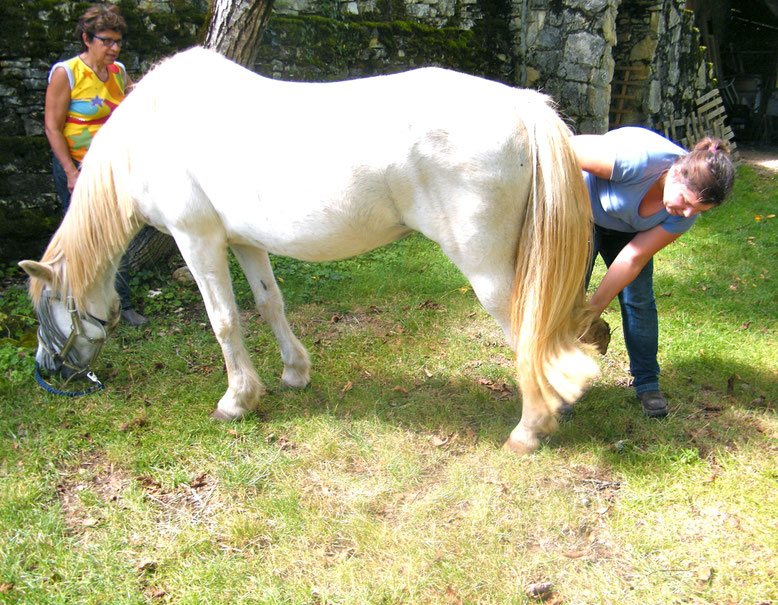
[137, 558, 157, 573]
[144, 586, 166, 599]
[189, 472, 208, 489]
[562, 549, 588, 559]
[445, 585, 463, 604]
[695, 565, 714, 584]
[525, 581, 554, 599]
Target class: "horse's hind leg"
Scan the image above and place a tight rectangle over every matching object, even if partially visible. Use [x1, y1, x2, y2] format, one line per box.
[174, 234, 264, 420]
[442, 248, 555, 453]
[230, 244, 311, 389]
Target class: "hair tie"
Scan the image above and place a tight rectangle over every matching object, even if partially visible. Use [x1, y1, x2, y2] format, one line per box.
[708, 145, 718, 153]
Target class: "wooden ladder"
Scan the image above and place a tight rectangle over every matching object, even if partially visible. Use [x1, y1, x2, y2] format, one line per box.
[609, 66, 644, 129]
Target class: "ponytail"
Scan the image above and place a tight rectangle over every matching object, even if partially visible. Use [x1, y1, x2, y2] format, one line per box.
[673, 137, 735, 206]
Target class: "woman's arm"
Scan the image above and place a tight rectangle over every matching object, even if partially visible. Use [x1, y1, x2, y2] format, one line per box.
[124, 73, 135, 94]
[44, 67, 80, 192]
[571, 134, 617, 180]
[589, 225, 682, 314]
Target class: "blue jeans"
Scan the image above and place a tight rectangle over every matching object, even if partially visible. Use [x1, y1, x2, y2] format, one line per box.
[52, 155, 133, 310]
[586, 225, 660, 394]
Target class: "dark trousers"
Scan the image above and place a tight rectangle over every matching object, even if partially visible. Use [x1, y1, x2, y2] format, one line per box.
[52, 155, 133, 310]
[586, 225, 661, 393]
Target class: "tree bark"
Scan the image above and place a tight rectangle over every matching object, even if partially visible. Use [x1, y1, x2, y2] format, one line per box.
[127, 0, 276, 270]
[203, 0, 275, 68]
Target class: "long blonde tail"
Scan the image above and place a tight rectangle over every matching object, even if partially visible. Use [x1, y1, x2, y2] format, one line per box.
[510, 107, 599, 417]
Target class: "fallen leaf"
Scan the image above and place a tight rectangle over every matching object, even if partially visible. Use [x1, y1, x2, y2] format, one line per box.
[736, 321, 752, 331]
[189, 472, 208, 489]
[276, 435, 295, 450]
[695, 565, 713, 583]
[392, 386, 408, 394]
[445, 585, 463, 604]
[137, 558, 157, 573]
[119, 416, 148, 431]
[227, 429, 241, 438]
[82, 518, 100, 527]
[340, 381, 353, 394]
[422, 367, 433, 378]
[430, 434, 449, 447]
[0, 583, 13, 594]
[145, 587, 166, 599]
[525, 582, 553, 599]
[562, 549, 588, 558]
[137, 476, 162, 491]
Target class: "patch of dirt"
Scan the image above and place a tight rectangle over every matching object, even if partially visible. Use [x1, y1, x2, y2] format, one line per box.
[738, 146, 778, 172]
[57, 451, 133, 532]
[57, 451, 217, 534]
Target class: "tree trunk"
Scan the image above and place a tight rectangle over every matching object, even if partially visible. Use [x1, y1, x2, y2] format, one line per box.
[203, 0, 275, 68]
[127, 0, 275, 270]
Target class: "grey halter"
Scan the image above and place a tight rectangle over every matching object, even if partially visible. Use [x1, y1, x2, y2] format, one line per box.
[36, 290, 108, 385]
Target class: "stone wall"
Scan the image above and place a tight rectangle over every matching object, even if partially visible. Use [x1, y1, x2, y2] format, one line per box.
[613, 0, 715, 133]
[0, 0, 207, 264]
[0, 0, 715, 264]
[518, 0, 619, 134]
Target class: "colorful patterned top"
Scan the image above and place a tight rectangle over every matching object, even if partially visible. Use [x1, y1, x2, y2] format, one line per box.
[48, 56, 128, 162]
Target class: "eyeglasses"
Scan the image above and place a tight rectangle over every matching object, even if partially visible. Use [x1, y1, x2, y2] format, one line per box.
[92, 34, 123, 48]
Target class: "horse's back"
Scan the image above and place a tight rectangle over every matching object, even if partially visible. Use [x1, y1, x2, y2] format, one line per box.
[111, 48, 560, 261]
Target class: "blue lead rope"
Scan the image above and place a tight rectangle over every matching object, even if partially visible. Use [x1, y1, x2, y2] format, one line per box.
[35, 362, 104, 397]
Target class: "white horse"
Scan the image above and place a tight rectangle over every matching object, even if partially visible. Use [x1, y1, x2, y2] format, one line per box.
[20, 47, 602, 453]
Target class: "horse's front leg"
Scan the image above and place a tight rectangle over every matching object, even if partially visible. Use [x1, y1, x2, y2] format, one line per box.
[230, 244, 311, 389]
[174, 234, 264, 420]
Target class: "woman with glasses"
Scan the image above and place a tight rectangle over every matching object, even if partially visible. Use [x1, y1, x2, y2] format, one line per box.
[44, 4, 147, 326]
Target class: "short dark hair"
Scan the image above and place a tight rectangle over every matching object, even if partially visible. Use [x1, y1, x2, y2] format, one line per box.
[76, 4, 128, 49]
[673, 137, 736, 206]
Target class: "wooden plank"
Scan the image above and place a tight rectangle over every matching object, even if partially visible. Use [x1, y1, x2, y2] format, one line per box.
[698, 98, 725, 114]
[696, 88, 720, 106]
[704, 105, 727, 121]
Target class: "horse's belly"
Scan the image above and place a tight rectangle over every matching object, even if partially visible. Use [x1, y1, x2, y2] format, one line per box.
[225, 213, 412, 263]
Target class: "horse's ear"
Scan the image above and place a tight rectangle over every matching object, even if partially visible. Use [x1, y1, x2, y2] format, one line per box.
[18, 260, 55, 285]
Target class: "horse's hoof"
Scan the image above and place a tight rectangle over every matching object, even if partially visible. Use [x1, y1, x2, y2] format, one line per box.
[280, 368, 310, 390]
[502, 437, 539, 455]
[580, 317, 611, 355]
[279, 378, 310, 391]
[211, 409, 235, 422]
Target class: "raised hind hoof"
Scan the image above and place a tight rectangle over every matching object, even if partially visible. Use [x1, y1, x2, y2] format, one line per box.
[502, 436, 540, 455]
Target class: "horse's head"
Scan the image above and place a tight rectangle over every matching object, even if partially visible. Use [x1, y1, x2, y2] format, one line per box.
[19, 260, 120, 383]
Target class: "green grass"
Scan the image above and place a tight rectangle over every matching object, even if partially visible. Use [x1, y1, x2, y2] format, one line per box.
[0, 164, 776, 603]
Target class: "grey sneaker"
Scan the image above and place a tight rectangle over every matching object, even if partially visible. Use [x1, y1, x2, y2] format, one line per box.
[637, 390, 668, 418]
[121, 308, 148, 327]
